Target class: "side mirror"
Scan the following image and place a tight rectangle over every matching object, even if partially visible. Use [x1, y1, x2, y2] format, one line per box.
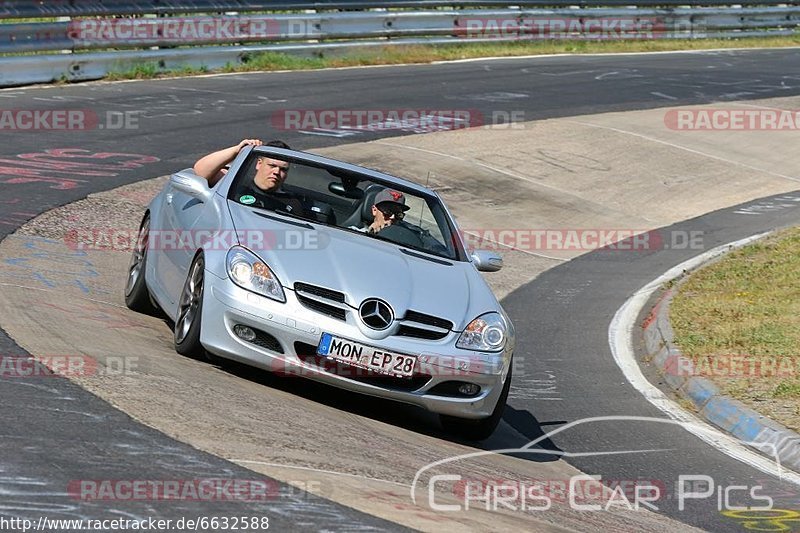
[471, 250, 503, 272]
[170, 170, 213, 203]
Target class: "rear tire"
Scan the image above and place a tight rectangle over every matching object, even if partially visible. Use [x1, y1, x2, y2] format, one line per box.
[440, 363, 512, 441]
[124, 214, 158, 315]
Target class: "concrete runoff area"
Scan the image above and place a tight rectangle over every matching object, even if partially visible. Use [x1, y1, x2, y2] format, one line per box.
[1, 95, 798, 530]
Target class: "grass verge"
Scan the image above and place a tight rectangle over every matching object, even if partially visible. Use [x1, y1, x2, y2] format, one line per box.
[670, 226, 800, 429]
[102, 36, 800, 80]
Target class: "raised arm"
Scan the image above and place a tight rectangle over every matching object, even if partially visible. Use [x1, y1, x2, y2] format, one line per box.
[193, 139, 262, 186]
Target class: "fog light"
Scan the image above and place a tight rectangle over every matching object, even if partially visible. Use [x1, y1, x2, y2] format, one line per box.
[233, 324, 257, 342]
[458, 383, 481, 396]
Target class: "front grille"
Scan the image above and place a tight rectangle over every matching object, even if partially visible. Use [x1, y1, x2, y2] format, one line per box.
[295, 282, 345, 303]
[394, 310, 453, 340]
[294, 342, 431, 392]
[294, 282, 348, 321]
[296, 295, 347, 320]
[396, 325, 448, 340]
[403, 310, 453, 330]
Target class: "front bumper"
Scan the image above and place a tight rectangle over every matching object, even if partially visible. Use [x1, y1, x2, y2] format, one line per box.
[199, 271, 513, 419]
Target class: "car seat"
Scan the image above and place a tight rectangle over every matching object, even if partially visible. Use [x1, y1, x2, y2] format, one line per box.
[340, 184, 385, 228]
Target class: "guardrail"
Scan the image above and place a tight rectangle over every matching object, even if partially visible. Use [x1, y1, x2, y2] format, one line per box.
[1, 0, 797, 17]
[1, 2, 798, 87]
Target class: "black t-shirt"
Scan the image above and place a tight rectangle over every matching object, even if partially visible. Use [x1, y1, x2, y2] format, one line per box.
[375, 222, 425, 248]
[238, 187, 337, 225]
[240, 187, 307, 216]
[375, 221, 449, 255]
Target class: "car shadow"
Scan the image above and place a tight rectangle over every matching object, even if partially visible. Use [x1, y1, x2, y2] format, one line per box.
[157, 310, 565, 461]
[493, 406, 565, 462]
[210, 357, 560, 460]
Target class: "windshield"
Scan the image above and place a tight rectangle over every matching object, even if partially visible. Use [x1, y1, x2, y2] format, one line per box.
[227, 151, 465, 261]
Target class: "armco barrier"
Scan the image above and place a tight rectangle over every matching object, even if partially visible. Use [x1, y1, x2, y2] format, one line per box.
[0, 2, 798, 86]
[1, 0, 797, 18]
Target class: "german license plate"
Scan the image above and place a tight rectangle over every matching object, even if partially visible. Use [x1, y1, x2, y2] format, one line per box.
[317, 333, 416, 378]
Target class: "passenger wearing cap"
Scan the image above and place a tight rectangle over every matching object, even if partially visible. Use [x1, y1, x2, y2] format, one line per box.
[352, 188, 411, 235]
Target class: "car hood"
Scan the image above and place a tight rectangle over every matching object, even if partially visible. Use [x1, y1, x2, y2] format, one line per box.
[229, 204, 498, 330]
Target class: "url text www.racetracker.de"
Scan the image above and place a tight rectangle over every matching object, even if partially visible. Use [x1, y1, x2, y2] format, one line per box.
[0, 516, 270, 532]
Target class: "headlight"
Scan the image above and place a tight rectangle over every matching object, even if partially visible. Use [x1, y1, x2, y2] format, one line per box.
[226, 246, 285, 302]
[456, 312, 507, 352]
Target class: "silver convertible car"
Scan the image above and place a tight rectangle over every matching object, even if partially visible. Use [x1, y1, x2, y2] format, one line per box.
[124, 146, 514, 440]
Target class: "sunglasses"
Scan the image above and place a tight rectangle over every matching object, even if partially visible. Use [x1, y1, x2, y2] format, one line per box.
[380, 208, 405, 220]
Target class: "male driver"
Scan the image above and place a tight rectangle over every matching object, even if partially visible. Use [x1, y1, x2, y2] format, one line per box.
[193, 138, 309, 215]
[363, 188, 426, 249]
[193, 138, 290, 187]
[354, 188, 411, 234]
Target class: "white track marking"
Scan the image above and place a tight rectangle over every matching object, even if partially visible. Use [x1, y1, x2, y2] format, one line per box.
[4, 46, 800, 92]
[298, 129, 358, 138]
[570, 121, 800, 184]
[375, 140, 607, 198]
[651, 92, 677, 100]
[0, 281, 126, 308]
[374, 141, 593, 261]
[433, 47, 800, 65]
[595, 71, 620, 80]
[229, 459, 411, 488]
[732, 101, 796, 112]
[609, 233, 800, 485]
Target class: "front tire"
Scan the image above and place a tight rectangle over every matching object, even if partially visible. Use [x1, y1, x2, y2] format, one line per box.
[174, 253, 206, 359]
[440, 363, 512, 441]
[124, 214, 158, 314]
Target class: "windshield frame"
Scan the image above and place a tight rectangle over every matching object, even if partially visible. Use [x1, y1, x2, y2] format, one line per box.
[224, 147, 468, 262]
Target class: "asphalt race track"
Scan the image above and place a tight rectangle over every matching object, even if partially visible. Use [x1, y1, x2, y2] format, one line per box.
[1, 48, 800, 530]
[502, 194, 800, 530]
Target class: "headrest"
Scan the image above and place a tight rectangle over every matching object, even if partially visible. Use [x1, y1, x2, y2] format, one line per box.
[360, 184, 384, 224]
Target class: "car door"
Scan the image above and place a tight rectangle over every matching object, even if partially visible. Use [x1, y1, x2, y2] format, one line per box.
[158, 183, 209, 306]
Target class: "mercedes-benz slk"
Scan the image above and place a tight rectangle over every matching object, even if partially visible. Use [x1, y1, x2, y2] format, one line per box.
[124, 146, 514, 440]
